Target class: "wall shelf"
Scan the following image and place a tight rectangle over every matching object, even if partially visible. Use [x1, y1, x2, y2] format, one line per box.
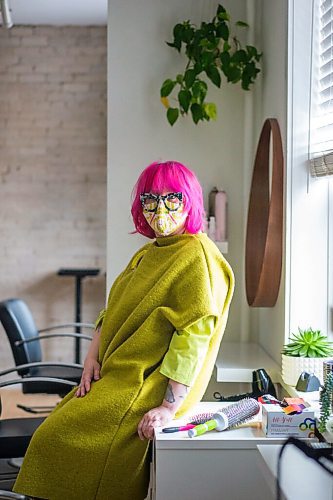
[215, 341, 281, 383]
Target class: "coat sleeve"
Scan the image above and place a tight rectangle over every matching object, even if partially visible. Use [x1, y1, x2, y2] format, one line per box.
[94, 308, 106, 330]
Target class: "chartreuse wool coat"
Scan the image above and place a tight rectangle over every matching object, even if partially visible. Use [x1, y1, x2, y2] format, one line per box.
[13, 233, 234, 500]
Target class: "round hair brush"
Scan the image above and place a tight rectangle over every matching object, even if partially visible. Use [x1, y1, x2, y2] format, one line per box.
[189, 411, 219, 425]
[188, 398, 260, 438]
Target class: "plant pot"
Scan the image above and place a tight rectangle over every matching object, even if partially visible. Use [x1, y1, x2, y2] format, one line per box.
[281, 354, 332, 386]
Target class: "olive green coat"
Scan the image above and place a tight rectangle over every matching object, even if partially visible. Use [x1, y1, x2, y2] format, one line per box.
[14, 233, 234, 500]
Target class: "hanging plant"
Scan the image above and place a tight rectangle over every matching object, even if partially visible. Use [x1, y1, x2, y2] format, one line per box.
[319, 372, 333, 433]
[160, 4, 262, 126]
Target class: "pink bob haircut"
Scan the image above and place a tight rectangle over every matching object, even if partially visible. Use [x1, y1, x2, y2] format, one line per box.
[131, 160, 205, 239]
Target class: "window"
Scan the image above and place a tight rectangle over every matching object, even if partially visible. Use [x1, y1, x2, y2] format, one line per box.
[310, 0, 333, 340]
[287, 0, 333, 340]
[310, 0, 333, 175]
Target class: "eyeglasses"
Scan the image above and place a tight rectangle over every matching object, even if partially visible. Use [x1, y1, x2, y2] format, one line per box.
[140, 192, 183, 212]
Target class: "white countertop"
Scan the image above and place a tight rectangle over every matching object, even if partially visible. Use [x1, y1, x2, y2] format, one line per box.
[154, 401, 285, 450]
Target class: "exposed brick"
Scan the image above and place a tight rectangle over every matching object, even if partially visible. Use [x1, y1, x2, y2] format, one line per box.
[0, 37, 21, 47]
[21, 35, 48, 47]
[11, 27, 34, 37]
[0, 74, 18, 82]
[0, 26, 107, 368]
[62, 82, 90, 93]
[18, 73, 47, 83]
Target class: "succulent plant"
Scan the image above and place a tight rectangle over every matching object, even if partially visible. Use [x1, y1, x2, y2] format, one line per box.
[282, 327, 333, 358]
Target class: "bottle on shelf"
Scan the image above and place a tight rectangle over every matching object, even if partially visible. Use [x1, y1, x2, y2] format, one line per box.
[215, 190, 227, 242]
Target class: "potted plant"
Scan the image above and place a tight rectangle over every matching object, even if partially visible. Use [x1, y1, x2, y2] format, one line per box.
[281, 327, 333, 386]
[160, 3, 262, 125]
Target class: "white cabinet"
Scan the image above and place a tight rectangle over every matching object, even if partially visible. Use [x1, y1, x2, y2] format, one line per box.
[150, 402, 285, 500]
[257, 444, 333, 500]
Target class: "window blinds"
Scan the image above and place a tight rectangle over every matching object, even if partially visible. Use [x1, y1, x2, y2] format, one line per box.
[310, 0, 333, 176]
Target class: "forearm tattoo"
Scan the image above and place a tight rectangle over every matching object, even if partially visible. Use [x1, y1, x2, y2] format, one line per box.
[165, 383, 176, 403]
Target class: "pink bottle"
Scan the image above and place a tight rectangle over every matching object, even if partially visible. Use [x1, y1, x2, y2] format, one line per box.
[215, 191, 227, 242]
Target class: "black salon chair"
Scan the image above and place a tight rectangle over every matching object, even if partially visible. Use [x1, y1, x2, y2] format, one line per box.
[0, 377, 76, 496]
[0, 491, 30, 499]
[0, 299, 94, 396]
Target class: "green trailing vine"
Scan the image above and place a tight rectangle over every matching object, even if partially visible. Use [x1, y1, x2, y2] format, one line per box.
[160, 4, 262, 125]
[319, 372, 333, 433]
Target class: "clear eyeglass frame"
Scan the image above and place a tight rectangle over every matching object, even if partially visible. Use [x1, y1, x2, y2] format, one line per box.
[140, 192, 183, 212]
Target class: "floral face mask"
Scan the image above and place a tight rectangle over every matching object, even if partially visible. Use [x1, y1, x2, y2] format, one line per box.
[140, 192, 187, 236]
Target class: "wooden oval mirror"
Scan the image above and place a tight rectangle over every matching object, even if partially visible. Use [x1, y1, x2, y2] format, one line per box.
[245, 118, 284, 307]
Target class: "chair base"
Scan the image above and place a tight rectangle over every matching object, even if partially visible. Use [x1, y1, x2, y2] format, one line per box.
[0, 458, 19, 493]
[7, 460, 22, 470]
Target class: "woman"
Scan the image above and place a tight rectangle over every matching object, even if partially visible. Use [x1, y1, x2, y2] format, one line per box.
[13, 161, 234, 500]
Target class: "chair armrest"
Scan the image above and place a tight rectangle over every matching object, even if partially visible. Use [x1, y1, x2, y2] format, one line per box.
[15, 333, 93, 347]
[0, 491, 29, 500]
[0, 362, 83, 378]
[0, 377, 77, 389]
[38, 322, 95, 333]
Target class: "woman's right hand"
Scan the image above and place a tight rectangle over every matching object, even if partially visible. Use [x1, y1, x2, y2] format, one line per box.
[75, 357, 101, 397]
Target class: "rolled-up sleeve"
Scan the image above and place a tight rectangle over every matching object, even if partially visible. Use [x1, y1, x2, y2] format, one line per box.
[159, 315, 216, 386]
[94, 308, 106, 330]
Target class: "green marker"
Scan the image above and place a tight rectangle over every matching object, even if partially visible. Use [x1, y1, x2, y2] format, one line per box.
[188, 413, 228, 438]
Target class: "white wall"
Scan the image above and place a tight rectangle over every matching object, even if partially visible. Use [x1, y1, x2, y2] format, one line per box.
[107, 0, 252, 341]
[106, 0, 332, 387]
[249, 0, 288, 363]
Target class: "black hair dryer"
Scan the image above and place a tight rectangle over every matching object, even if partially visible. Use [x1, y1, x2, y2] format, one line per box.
[213, 368, 277, 402]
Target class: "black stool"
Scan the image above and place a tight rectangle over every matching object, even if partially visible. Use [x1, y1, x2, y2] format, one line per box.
[57, 268, 100, 363]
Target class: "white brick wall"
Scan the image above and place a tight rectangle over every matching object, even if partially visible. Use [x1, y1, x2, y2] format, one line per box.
[0, 26, 107, 370]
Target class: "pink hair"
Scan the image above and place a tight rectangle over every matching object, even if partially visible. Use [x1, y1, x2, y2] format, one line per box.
[131, 161, 205, 238]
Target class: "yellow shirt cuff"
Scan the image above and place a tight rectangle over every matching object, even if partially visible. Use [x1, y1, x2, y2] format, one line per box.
[159, 315, 216, 386]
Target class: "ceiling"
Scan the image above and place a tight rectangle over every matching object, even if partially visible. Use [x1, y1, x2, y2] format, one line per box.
[4, 0, 107, 26]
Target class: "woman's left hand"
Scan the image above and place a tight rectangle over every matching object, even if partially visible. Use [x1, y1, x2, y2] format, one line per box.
[137, 405, 175, 440]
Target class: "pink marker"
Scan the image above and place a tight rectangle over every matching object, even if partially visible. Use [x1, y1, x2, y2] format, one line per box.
[162, 424, 196, 433]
